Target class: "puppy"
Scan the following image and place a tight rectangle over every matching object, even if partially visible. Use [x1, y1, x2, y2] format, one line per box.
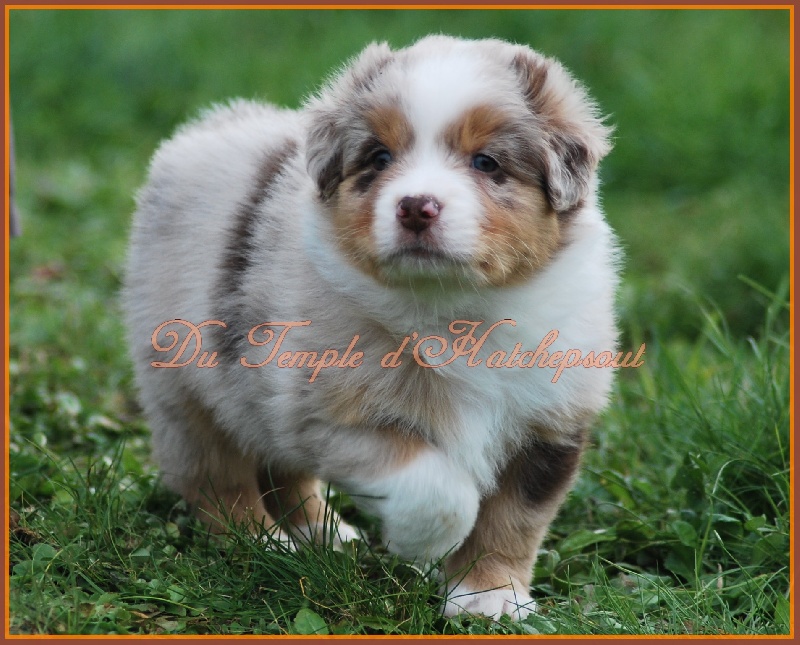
[123, 35, 619, 620]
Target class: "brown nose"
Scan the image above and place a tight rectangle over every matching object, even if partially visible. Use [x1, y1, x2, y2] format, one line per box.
[396, 195, 441, 233]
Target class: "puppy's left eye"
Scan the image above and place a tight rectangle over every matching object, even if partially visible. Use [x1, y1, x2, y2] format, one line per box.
[471, 154, 500, 174]
[372, 150, 392, 171]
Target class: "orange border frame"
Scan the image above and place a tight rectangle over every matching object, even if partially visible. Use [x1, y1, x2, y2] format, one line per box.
[2, 2, 795, 641]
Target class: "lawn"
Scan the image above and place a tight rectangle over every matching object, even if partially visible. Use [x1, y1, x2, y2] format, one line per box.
[7, 8, 791, 635]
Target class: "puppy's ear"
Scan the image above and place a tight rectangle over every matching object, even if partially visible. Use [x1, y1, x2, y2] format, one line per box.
[306, 42, 395, 201]
[512, 49, 613, 213]
[306, 110, 344, 201]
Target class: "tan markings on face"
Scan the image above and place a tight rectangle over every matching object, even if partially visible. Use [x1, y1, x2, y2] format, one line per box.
[328, 104, 414, 282]
[364, 104, 414, 154]
[443, 104, 562, 286]
[330, 188, 382, 281]
[443, 104, 513, 154]
[476, 188, 559, 287]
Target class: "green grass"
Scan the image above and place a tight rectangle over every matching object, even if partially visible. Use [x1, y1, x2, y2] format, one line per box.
[8, 8, 791, 635]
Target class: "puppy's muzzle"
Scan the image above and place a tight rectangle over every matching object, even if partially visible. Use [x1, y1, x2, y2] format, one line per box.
[396, 195, 441, 234]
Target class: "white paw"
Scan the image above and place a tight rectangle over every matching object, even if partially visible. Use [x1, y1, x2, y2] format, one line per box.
[345, 450, 480, 563]
[443, 584, 537, 621]
[289, 518, 362, 551]
[259, 527, 297, 552]
[328, 518, 361, 548]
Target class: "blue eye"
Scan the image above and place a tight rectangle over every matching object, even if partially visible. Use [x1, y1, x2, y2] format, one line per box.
[471, 153, 500, 173]
[373, 150, 392, 171]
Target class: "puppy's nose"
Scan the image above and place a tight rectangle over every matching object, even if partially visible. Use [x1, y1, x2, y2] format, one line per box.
[396, 195, 441, 233]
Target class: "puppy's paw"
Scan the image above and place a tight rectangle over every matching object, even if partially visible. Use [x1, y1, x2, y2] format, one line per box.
[259, 527, 297, 552]
[291, 518, 362, 551]
[443, 583, 537, 621]
[329, 518, 362, 548]
[357, 450, 480, 562]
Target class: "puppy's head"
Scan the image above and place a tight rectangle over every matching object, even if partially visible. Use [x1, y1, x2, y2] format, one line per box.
[305, 36, 612, 288]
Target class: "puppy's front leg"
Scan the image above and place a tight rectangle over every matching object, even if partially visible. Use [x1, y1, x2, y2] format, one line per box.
[442, 433, 586, 620]
[313, 425, 481, 563]
[350, 449, 481, 562]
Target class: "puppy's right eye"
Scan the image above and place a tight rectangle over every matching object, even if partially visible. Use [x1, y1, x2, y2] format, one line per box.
[472, 153, 500, 174]
[372, 150, 392, 171]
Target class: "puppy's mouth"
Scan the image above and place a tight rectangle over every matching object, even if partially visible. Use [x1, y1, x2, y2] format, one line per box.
[379, 244, 473, 282]
[394, 244, 450, 260]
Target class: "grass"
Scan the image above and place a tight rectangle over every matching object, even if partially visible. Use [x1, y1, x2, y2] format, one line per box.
[9, 298, 791, 635]
[7, 8, 791, 636]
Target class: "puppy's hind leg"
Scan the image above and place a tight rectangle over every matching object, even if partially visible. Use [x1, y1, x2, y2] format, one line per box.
[258, 467, 360, 550]
[150, 394, 291, 548]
